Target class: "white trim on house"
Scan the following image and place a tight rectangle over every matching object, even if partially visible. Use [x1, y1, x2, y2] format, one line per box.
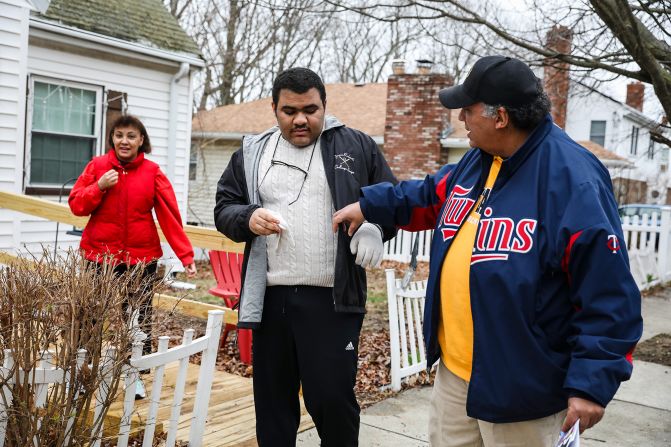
[29, 17, 205, 68]
[623, 111, 658, 129]
[440, 137, 470, 149]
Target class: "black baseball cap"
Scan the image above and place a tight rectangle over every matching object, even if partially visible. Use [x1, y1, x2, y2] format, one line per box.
[439, 56, 540, 109]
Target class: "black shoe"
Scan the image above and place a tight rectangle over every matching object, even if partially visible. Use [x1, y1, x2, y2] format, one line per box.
[135, 379, 147, 400]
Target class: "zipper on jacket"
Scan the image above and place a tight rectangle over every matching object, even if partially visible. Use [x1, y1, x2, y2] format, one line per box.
[429, 178, 489, 365]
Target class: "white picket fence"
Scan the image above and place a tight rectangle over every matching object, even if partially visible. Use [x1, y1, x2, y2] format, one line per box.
[621, 208, 671, 289]
[385, 269, 434, 392]
[383, 229, 433, 263]
[0, 310, 223, 447]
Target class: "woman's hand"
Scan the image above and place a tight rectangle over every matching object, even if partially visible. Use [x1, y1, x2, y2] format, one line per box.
[184, 263, 197, 278]
[97, 169, 119, 191]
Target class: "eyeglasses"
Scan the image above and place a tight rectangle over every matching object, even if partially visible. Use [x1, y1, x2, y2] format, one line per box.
[257, 134, 319, 206]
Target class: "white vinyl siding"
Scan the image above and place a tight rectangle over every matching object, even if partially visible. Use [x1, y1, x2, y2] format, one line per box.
[0, 0, 30, 254]
[187, 140, 237, 227]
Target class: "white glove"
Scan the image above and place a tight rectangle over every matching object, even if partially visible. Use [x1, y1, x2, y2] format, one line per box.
[349, 222, 384, 268]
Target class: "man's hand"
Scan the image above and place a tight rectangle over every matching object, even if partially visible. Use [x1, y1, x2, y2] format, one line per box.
[249, 208, 282, 236]
[350, 222, 383, 268]
[332, 202, 365, 236]
[97, 169, 119, 191]
[562, 396, 604, 434]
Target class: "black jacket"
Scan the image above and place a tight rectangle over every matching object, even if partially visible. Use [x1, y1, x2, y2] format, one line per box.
[214, 116, 397, 328]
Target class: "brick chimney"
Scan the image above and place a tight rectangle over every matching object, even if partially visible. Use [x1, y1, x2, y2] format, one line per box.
[626, 82, 644, 111]
[384, 62, 452, 179]
[544, 25, 572, 129]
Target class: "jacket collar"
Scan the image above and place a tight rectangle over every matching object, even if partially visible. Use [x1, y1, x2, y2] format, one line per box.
[106, 149, 145, 170]
[478, 114, 554, 185]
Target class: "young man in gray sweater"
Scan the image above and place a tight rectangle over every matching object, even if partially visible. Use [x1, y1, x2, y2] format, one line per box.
[214, 67, 397, 446]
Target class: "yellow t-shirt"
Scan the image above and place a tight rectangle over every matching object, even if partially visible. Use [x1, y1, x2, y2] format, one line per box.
[437, 157, 502, 381]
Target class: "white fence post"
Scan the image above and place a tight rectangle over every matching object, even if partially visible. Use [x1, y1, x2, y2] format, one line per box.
[386, 269, 402, 392]
[142, 337, 170, 447]
[165, 329, 194, 447]
[0, 350, 14, 447]
[188, 310, 224, 447]
[659, 208, 671, 282]
[116, 342, 143, 447]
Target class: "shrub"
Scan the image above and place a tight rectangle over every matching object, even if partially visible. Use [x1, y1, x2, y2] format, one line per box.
[0, 250, 160, 446]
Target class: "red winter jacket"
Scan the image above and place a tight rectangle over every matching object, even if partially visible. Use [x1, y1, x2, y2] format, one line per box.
[69, 150, 194, 266]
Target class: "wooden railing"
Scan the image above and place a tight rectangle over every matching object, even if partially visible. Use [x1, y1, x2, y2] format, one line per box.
[0, 190, 241, 324]
[0, 190, 244, 252]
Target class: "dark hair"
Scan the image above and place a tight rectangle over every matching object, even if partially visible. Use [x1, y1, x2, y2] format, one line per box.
[107, 114, 152, 153]
[484, 79, 551, 130]
[272, 67, 326, 105]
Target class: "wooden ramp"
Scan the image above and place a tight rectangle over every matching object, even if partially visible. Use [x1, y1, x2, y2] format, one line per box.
[108, 363, 314, 446]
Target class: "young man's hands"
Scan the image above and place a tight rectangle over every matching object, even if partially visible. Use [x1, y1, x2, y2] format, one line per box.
[349, 222, 383, 268]
[249, 208, 287, 235]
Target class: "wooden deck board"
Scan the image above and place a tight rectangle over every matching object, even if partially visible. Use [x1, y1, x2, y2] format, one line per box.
[107, 362, 314, 446]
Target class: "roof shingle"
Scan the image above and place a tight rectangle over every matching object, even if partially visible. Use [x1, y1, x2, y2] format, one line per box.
[577, 140, 628, 162]
[36, 0, 199, 55]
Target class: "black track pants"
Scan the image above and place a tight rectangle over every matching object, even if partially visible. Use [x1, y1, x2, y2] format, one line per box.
[253, 286, 364, 447]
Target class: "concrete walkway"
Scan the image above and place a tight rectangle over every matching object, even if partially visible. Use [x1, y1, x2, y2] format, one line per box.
[297, 288, 671, 446]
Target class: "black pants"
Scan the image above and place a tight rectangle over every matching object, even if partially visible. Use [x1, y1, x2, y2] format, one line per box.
[253, 286, 364, 447]
[93, 261, 158, 355]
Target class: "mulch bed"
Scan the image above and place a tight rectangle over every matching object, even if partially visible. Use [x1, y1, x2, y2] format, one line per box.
[634, 333, 671, 367]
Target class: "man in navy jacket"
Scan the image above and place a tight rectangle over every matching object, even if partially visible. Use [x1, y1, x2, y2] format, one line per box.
[332, 56, 642, 446]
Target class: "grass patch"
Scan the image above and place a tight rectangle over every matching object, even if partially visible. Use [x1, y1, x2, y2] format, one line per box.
[367, 291, 388, 304]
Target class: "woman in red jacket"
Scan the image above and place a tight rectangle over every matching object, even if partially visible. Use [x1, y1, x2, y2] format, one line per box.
[69, 114, 196, 354]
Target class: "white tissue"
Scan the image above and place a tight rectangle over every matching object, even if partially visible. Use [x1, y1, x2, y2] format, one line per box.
[267, 210, 288, 230]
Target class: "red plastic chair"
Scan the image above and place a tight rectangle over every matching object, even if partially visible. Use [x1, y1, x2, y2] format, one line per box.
[208, 250, 252, 364]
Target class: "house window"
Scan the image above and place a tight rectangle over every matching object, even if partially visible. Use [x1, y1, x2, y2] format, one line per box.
[26, 78, 102, 190]
[629, 126, 639, 155]
[589, 121, 606, 146]
[648, 138, 655, 160]
[189, 144, 198, 181]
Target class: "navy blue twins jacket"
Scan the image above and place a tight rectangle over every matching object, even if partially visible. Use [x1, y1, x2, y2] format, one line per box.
[360, 115, 642, 423]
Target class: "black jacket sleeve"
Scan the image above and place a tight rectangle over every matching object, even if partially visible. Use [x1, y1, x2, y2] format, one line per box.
[364, 134, 398, 242]
[214, 148, 260, 243]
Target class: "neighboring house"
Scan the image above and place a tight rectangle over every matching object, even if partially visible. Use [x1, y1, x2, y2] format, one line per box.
[0, 0, 203, 255]
[563, 81, 670, 205]
[544, 25, 671, 206]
